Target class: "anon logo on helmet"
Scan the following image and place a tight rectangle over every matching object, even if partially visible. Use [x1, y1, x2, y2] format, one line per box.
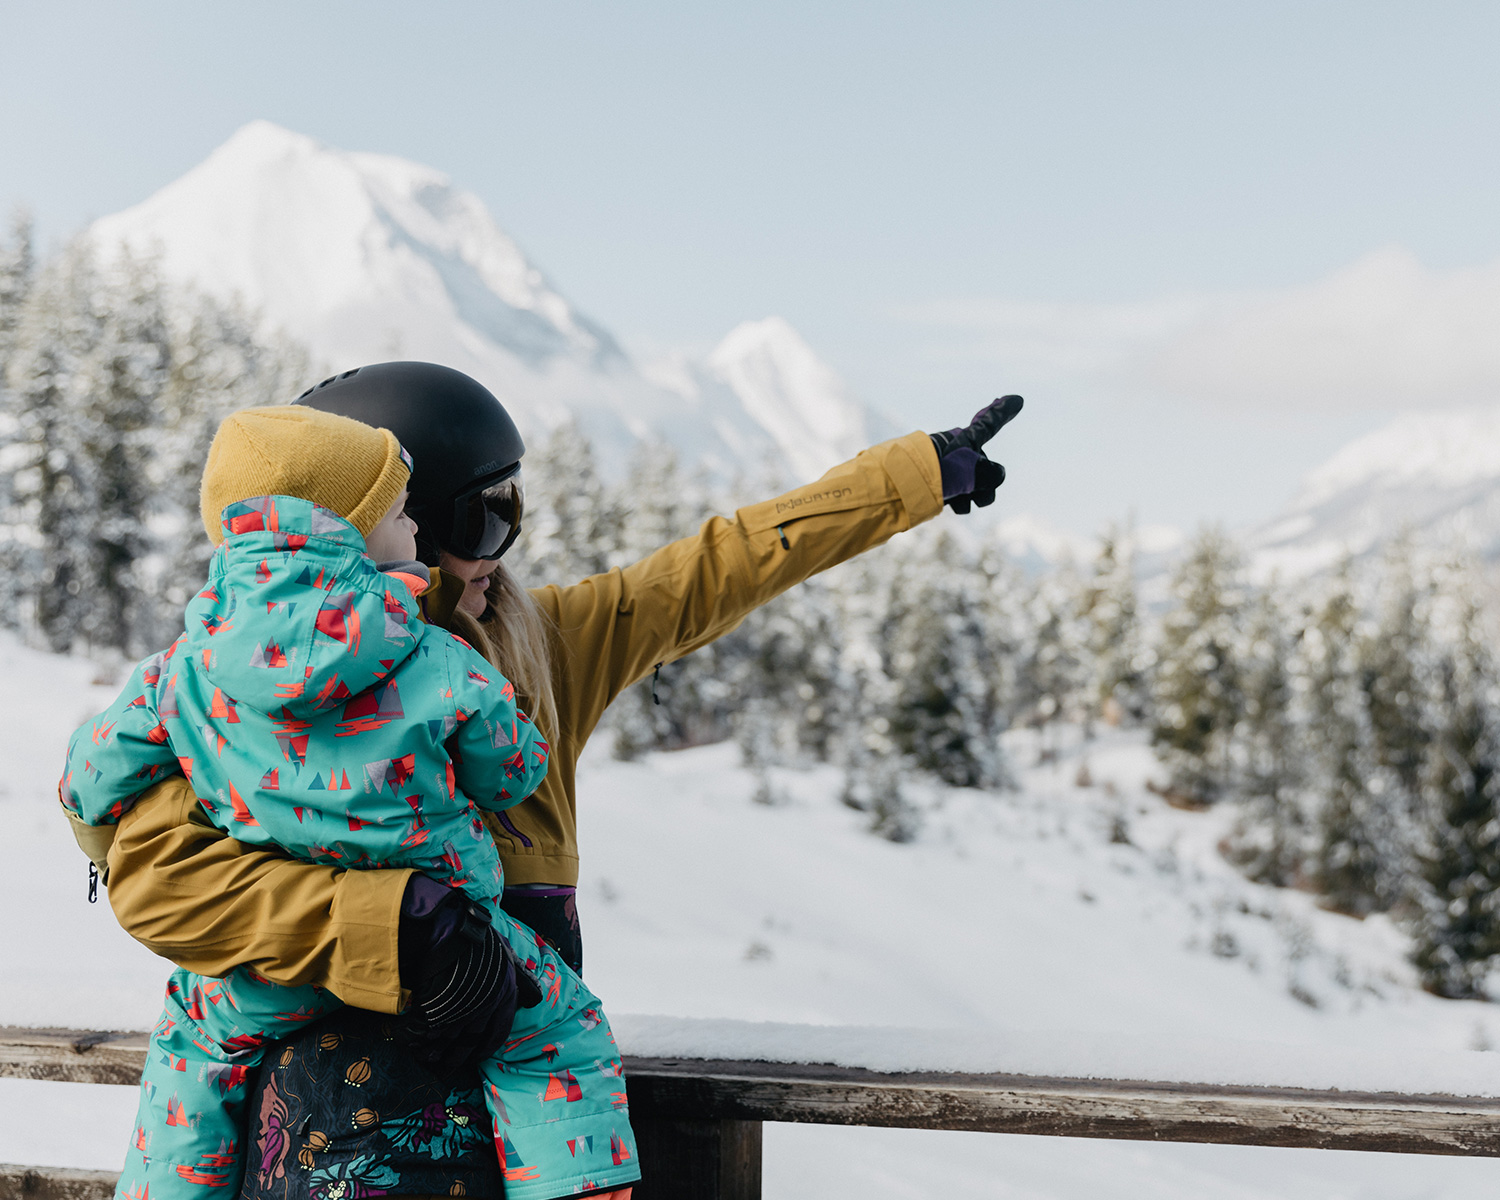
[471, 459, 501, 477]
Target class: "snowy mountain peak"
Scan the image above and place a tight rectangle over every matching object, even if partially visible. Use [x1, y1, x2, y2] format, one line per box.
[91, 120, 615, 375]
[1295, 407, 1500, 508]
[1251, 402, 1500, 577]
[707, 317, 887, 482]
[88, 122, 888, 480]
[211, 117, 317, 160]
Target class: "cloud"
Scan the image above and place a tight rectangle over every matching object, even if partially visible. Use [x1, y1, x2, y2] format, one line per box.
[894, 247, 1500, 414]
[890, 294, 1209, 381]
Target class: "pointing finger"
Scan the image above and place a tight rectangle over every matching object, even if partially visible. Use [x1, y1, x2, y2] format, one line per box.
[970, 395, 1024, 446]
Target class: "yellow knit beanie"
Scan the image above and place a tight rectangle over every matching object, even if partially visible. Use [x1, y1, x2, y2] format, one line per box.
[200, 406, 410, 545]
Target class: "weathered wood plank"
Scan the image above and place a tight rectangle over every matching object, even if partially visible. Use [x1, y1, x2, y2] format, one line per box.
[623, 1057, 1500, 1157]
[6, 1028, 1500, 1158]
[0, 1165, 116, 1200]
[0, 1029, 150, 1087]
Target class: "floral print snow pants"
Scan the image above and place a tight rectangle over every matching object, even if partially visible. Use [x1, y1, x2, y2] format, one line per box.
[116, 912, 639, 1200]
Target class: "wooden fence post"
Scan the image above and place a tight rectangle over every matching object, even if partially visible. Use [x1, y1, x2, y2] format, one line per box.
[631, 1115, 762, 1200]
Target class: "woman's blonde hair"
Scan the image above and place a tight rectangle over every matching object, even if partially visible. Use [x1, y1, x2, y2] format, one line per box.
[446, 560, 558, 742]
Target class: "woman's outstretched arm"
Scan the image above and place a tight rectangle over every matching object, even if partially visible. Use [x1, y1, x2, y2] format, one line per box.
[538, 430, 944, 744]
[105, 775, 413, 1013]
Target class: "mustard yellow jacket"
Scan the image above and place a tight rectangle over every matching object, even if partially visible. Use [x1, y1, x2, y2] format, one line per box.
[81, 433, 943, 1014]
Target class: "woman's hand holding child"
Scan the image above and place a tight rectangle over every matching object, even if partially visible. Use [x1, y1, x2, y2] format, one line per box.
[398, 874, 542, 1075]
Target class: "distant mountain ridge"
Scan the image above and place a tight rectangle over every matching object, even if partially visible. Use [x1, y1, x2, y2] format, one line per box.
[1000, 402, 1500, 584]
[1249, 404, 1500, 577]
[88, 120, 891, 481]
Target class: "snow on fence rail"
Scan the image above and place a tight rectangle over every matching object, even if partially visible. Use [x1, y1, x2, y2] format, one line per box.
[5, 1023, 1500, 1200]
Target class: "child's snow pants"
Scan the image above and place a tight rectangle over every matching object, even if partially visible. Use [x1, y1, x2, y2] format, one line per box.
[115, 911, 639, 1200]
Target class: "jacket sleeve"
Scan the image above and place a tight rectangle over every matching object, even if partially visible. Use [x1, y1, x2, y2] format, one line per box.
[536, 430, 944, 746]
[444, 637, 551, 810]
[105, 774, 412, 1013]
[60, 652, 180, 826]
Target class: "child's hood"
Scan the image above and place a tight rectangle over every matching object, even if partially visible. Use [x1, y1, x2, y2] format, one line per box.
[182, 495, 429, 717]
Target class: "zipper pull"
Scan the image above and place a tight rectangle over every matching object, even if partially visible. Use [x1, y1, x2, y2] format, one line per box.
[87, 862, 99, 905]
[651, 663, 664, 706]
[777, 525, 790, 550]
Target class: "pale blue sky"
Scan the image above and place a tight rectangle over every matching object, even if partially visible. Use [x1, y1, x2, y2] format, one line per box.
[5, 1, 1499, 533]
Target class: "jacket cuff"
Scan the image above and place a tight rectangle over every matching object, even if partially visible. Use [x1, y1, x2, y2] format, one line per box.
[327, 864, 415, 1014]
[65, 810, 117, 883]
[886, 431, 944, 528]
[496, 850, 582, 887]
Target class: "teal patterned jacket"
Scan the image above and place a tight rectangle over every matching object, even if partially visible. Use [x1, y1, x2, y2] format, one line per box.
[61, 494, 549, 912]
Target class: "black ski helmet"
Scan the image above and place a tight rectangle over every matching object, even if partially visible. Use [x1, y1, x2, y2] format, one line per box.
[295, 362, 525, 565]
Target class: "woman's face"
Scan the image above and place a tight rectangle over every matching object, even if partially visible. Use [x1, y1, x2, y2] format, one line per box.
[438, 550, 503, 618]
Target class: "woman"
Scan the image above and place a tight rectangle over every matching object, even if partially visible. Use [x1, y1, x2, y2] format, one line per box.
[76, 362, 1019, 1197]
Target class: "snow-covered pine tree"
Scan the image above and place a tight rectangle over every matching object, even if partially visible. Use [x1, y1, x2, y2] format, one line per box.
[0, 238, 307, 654]
[838, 643, 921, 843]
[971, 529, 1024, 750]
[1410, 572, 1500, 998]
[0, 239, 111, 648]
[1014, 564, 1086, 761]
[609, 441, 709, 569]
[1149, 527, 1245, 804]
[600, 443, 730, 757]
[0, 214, 35, 550]
[0, 211, 33, 367]
[511, 421, 623, 586]
[879, 530, 1010, 788]
[68, 250, 172, 653]
[1302, 570, 1385, 915]
[1349, 544, 1434, 911]
[1, 243, 171, 652]
[731, 573, 849, 769]
[1224, 586, 1304, 885]
[1078, 525, 1146, 730]
[843, 745, 921, 842]
[1359, 544, 1433, 827]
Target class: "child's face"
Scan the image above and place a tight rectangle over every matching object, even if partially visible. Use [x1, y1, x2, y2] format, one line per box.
[365, 489, 418, 562]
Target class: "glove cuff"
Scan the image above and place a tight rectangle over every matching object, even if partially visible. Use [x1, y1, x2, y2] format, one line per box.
[398, 876, 476, 991]
[929, 428, 966, 459]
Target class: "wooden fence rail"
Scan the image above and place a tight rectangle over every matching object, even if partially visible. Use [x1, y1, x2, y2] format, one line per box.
[6, 1027, 1500, 1200]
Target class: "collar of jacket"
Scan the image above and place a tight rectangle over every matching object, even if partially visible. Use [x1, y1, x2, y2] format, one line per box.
[216, 494, 372, 552]
[420, 568, 466, 630]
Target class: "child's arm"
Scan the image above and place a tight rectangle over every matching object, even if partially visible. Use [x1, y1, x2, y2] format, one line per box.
[442, 637, 550, 811]
[60, 650, 182, 826]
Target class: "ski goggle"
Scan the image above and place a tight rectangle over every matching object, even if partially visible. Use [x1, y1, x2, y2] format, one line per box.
[443, 471, 525, 561]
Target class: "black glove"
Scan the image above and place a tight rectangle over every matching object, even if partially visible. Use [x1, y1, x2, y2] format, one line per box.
[398, 875, 543, 1076]
[930, 395, 1024, 514]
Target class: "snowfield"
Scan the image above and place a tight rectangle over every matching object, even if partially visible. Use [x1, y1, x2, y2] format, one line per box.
[2, 633, 1499, 1196]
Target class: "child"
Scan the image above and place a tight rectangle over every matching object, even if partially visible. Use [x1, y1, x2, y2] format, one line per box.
[62, 407, 636, 1200]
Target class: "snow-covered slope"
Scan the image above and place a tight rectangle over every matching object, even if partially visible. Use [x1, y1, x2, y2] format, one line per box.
[5, 634, 1499, 1196]
[88, 121, 888, 481]
[13, 650, 1480, 1054]
[1250, 404, 1500, 577]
